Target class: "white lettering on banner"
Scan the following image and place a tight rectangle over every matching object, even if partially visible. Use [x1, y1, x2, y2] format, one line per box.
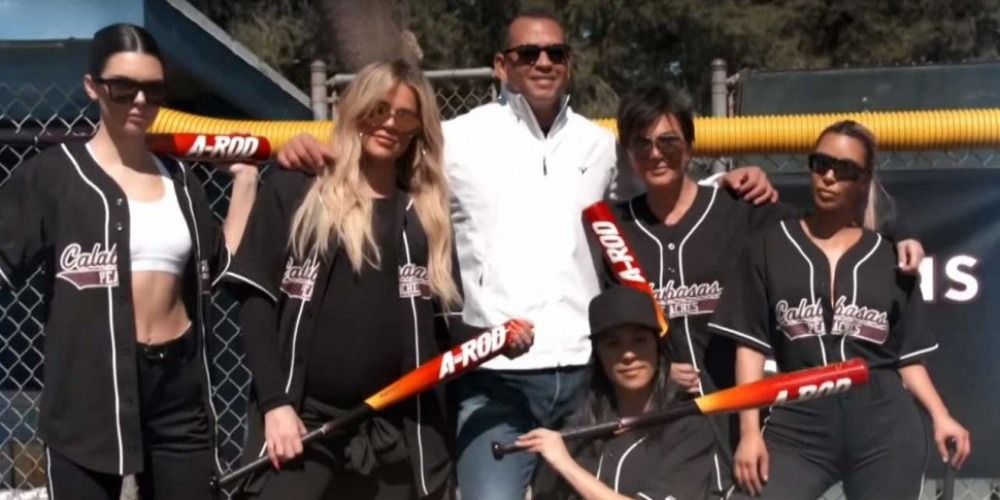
[437, 325, 508, 379]
[917, 255, 981, 303]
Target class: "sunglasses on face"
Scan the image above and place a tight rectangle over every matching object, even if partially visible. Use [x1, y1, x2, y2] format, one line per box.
[363, 101, 422, 135]
[628, 134, 687, 160]
[807, 152, 869, 181]
[93, 76, 167, 105]
[502, 44, 571, 66]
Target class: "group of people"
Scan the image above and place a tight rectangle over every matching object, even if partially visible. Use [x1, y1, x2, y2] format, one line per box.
[0, 9, 972, 500]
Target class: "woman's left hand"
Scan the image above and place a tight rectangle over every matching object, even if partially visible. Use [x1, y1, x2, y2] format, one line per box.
[721, 166, 778, 205]
[896, 239, 925, 274]
[516, 428, 573, 467]
[933, 414, 971, 469]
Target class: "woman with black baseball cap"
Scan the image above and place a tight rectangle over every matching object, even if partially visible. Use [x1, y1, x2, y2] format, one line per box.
[524, 286, 716, 499]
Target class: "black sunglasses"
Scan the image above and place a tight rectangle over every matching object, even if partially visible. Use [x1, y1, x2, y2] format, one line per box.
[628, 134, 687, 159]
[502, 44, 571, 66]
[807, 153, 868, 181]
[363, 101, 422, 135]
[93, 76, 167, 105]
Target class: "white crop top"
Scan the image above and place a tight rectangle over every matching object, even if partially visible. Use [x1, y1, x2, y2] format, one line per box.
[127, 158, 192, 275]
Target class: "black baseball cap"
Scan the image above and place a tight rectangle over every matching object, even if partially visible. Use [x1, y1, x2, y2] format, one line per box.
[589, 286, 661, 338]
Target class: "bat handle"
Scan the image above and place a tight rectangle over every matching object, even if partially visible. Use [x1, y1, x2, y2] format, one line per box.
[211, 406, 372, 490]
[942, 440, 957, 500]
[491, 441, 522, 460]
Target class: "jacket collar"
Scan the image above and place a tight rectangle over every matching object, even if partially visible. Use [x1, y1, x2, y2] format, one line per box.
[498, 84, 572, 140]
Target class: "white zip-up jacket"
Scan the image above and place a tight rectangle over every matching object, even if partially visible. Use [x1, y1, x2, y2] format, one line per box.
[444, 88, 626, 369]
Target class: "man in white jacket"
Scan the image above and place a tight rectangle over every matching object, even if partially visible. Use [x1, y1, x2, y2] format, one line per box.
[274, 10, 778, 499]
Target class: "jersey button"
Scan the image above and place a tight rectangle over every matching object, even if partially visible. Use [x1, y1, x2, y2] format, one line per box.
[115, 197, 124, 206]
[668, 243, 676, 251]
[115, 222, 124, 231]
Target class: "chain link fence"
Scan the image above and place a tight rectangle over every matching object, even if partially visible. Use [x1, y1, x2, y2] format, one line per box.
[2, 74, 999, 500]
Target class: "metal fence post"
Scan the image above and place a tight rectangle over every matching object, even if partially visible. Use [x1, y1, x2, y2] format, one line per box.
[310, 60, 329, 120]
[710, 58, 730, 174]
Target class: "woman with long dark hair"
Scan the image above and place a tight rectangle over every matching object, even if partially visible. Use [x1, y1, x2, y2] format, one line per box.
[524, 286, 715, 499]
[709, 120, 970, 499]
[0, 23, 257, 499]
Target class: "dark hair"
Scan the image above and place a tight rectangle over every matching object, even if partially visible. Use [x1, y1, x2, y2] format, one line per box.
[816, 120, 876, 169]
[88, 23, 162, 77]
[814, 120, 895, 231]
[617, 84, 696, 150]
[502, 8, 565, 50]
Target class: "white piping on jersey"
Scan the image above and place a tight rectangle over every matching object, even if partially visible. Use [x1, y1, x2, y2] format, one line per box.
[178, 164, 224, 472]
[916, 472, 926, 499]
[257, 248, 317, 459]
[845, 234, 882, 361]
[226, 271, 278, 302]
[401, 198, 430, 496]
[211, 250, 233, 288]
[673, 187, 726, 495]
[614, 435, 648, 492]
[595, 453, 605, 480]
[900, 343, 940, 361]
[46, 447, 55, 499]
[708, 322, 771, 350]
[68, 144, 125, 474]
[678, 185, 719, 374]
[779, 221, 828, 366]
[637, 493, 653, 500]
[628, 200, 664, 287]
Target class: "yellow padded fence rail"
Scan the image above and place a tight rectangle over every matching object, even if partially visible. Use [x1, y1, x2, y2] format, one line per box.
[150, 107, 1000, 156]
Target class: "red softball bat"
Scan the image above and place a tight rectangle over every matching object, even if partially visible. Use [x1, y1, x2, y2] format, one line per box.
[147, 133, 272, 162]
[493, 358, 870, 459]
[583, 200, 669, 337]
[214, 320, 524, 490]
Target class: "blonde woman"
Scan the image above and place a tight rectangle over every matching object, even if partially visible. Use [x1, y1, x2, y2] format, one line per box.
[226, 60, 530, 500]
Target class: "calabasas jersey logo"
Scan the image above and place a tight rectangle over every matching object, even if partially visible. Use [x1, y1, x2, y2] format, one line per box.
[57, 243, 119, 289]
[280, 256, 320, 301]
[831, 296, 889, 344]
[653, 280, 723, 318]
[776, 298, 826, 340]
[399, 263, 431, 299]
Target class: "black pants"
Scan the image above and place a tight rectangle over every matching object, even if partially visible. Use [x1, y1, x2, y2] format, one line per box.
[733, 369, 929, 500]
[46, 332, 215, 500]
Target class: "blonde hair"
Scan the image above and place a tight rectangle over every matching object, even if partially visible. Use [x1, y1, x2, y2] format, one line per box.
[816, 120, 895, 232]
[290, 60, 460, 309]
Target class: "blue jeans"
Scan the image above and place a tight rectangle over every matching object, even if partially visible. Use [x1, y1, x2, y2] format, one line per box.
[453, 367, 588, 500]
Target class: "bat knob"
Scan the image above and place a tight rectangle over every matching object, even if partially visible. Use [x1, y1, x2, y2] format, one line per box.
[490, 441, 505, 461]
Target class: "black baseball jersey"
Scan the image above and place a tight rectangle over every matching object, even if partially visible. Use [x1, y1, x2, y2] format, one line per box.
[592, 186, 797, 389]
[224, 169, 472, 496]
[708, 219, 937, 372]
[0, 142, 229, 475]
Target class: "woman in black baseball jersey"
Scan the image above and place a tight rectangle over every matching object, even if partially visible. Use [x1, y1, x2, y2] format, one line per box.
[0, 24, 258, 500]
[526, 286, 714, 500]
[225, 59, 530, 500]
[710, 120, 970, 499]
[589, 86, 927, 498]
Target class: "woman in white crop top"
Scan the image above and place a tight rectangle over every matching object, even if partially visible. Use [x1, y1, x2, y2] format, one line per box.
[0, 24, 257, 500]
